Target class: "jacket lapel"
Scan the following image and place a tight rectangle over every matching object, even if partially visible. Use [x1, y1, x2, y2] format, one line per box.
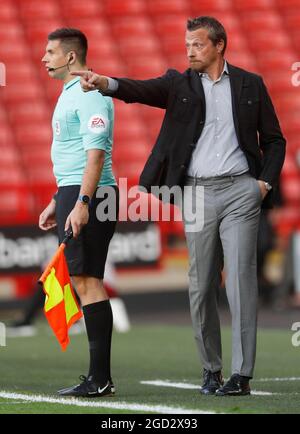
[227, 63, 244, 148]
[189, 69, 206, 121]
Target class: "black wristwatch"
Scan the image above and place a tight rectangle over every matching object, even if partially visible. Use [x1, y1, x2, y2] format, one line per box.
[78, 194, 90, 205]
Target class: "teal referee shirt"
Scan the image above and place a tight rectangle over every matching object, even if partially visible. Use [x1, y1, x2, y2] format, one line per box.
[51, 76, 116, 187]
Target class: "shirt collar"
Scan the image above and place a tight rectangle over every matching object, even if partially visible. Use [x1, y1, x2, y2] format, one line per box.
[64, 76, 80, 90]
[200, 60, 229, 81]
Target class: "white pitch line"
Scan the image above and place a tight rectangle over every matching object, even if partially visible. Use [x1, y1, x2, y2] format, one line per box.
[254, 377, 300, 382]
[142, 381, 199, 390]
[141, 380, 278, 396]
[0, 391, 215, 414]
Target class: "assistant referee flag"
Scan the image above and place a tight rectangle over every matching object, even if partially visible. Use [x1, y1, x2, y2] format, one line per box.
[39, 239, 82, 351]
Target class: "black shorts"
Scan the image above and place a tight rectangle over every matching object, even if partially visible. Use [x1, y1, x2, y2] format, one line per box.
[55, 185, 119, 279]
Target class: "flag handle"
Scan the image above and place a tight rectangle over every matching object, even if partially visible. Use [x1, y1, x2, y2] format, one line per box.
[62, 228, 73, 245]
[39, 229, 73, 283]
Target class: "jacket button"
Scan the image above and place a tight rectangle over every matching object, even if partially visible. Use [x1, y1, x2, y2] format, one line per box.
[180, 164, 186, 169]
[200, 120, 204, 125]
[248, 100, 252, 105]
[182, 98, 188, 103]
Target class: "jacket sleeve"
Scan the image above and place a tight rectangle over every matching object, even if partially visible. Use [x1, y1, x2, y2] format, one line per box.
[104, 69, 176, 109]
[258, 76, 286, 187]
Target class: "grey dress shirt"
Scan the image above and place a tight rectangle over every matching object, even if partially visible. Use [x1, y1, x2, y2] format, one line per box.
[187, 61, 249, 178]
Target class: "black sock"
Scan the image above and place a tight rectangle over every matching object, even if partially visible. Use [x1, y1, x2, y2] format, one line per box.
[83, 300, 113, 386]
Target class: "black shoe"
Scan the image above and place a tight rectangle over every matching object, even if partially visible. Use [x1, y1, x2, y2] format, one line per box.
[215, 374, 251, 396]
[200, 369, 224, 395]
[58, 375, 116, 398]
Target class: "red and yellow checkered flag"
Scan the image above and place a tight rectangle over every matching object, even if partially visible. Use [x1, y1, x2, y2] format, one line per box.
[39, 233, 82, 351]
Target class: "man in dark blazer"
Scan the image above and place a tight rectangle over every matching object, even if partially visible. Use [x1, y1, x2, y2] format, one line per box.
[73, 16, 286, 396]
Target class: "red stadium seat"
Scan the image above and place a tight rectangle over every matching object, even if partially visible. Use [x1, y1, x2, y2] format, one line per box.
[139, 106, 165, 122]
[0, 164, 26, 185]
[90, 58, 127, 77]
[226, 51, 258, 72]
[0, 22, 24, 40]
[273, 92, 300, 114]
[0, 144, 19, 164]
[280, 112, 300, 135]
[0, 41, 29, 62]
[27, 164, 55, 182]
[285, 139, 300, 156]
[114, 119, 147, 142]
[14, 123, 52, 147]
[2, 82, 43, 103]
[4, 62, 39, 84]
[281, 153, 300, 179]
[282, 176, 300, 204]
[256, 50, 296, 72]
[153, 15, 187, 37]
[276, 0, 300, 10]
[18, 0, 61, 21]
[118, 36, 161, 58]
[113, 143, 150, 163]
[0, 186, 34, 223]
[25, 20, 65, 44]
[126, 57, 167, 79]
[272, 204, 300, 238]
[0, 105, 7, 123]
[224, 31, 248, 51]
[8, 100, 51, 124]
[247, 31, 292, 52]
[263, 71, 295, 94]
[67, 18, 110, 38]
[232, 0, 274, 11]
[114, 101, 146, 123]
[160, 35, 186, 55]
[114, 160, 146, 180]
[144, 120, 164, 144]
[0, 124, 14, 146]
[87, 37, 119, 58]
[240, 11, 282, 32]
[104, 0, 146, 16]
[283, 11, 300, 31]
[59, 0, 103, 18]
[190, 0, 233, 14]
[147, 0, 188, 16]
[0, 1, 18, 21]
[112, 16, 153, 36]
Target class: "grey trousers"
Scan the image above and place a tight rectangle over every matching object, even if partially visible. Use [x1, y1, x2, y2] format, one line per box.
[183, 173, 262, 378]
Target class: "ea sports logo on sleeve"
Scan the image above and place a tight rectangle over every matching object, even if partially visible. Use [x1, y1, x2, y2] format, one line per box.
[88, 114, 108, 134]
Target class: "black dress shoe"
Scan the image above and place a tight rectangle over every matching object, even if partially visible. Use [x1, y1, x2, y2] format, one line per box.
[200, 369, 224, 395]
[58, 375, 115, 398]
[215, 374, 251, 396]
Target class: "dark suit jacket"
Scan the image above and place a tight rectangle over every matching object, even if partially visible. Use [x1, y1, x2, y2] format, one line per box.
[110, 63, 286, 208]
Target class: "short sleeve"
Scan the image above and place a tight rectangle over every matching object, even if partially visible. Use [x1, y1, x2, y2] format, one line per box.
[76, 89, 110, 152]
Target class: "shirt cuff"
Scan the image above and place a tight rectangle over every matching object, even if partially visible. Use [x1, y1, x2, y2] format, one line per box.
[107, 77, 119, 92]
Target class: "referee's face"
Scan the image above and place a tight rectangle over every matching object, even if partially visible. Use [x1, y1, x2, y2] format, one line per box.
[186, 28, 223, 73]
[42, 40, 69, 80]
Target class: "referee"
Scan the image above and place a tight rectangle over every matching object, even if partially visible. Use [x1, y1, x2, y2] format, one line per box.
[39, 28, 118, 398]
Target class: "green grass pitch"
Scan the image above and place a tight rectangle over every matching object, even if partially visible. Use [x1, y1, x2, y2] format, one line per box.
[0, 324, 300, 414]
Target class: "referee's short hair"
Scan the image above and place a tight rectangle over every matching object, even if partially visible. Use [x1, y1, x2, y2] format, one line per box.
[187, 16, 227, 55]
[48, 28, 88, 64]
